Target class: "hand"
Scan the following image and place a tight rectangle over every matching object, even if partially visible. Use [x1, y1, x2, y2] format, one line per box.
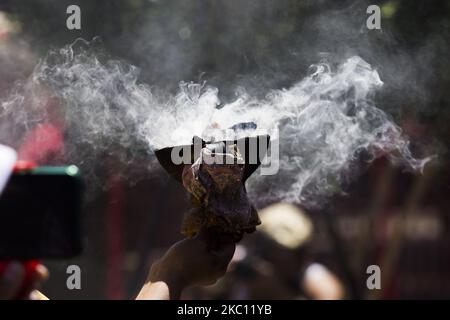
[137, 231, 236, 300]
[0, 261, 48, 300]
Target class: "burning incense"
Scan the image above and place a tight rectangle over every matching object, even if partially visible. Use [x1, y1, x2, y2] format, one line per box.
[155, 132, 270, 242]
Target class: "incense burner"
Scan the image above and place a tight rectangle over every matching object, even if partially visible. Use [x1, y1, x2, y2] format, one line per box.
[155, 134, 270, 242]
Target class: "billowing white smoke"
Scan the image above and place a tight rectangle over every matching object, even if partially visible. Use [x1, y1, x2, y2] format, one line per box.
[0, 39, 430, 207]
[243, 57, 431, 205]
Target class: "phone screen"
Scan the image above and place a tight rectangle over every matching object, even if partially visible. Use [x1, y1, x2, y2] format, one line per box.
[0, 166, 83, 259]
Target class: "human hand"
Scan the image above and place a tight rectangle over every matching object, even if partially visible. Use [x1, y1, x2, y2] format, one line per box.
[137, 230, 236, 300]
[0, 261, 48, 300]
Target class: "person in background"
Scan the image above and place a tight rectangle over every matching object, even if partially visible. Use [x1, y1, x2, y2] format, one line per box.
[186, 203, 345, 300]
[257, 203, 345, 300]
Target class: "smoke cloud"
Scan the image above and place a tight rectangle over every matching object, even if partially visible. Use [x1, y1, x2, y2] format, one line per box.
[0, 38, 431, 207]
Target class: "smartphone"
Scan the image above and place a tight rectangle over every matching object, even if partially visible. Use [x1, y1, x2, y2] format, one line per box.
[0, 166, 83, 259]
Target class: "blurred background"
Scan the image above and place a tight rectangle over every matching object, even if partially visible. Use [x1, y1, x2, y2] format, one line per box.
[0, 0, 449, 299]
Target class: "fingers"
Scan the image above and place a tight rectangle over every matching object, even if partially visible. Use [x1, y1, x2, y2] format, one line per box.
[159, 236, 237, 289]
[33, 264, 49, 285]
[21, 264, 49, 299]
[195, 227, 237, 273]
[218, 242, 236, 263]
[29, 290, 49, 300]
[24, 264, 48, 299]
[217, 232, 241, 245]
[0, 263, 49, 300]
[29, 265, 49, 300]
[197, 226, 241, 253]
[211, 242, 236, 276]
[0, 262, 25, 300]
